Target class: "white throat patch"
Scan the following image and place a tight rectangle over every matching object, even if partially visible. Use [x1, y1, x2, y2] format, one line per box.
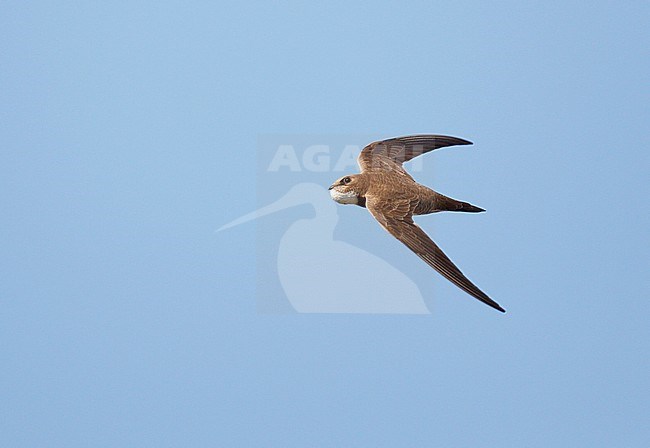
[330, 188, 359, 205]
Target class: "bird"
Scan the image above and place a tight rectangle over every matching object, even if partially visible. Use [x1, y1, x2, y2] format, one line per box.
[328, 135, 506, 313]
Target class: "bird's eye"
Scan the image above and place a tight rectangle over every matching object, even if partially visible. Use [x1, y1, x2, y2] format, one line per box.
[343, 177, 351, 184]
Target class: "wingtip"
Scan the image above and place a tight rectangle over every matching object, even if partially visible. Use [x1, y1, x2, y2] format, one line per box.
[491, 302, 506, 313]
[443, 136, 473, 146]
[485, 298, 506, 313]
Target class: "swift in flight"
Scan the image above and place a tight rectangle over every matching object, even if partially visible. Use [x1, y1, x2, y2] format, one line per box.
[329, 135, 505, 313]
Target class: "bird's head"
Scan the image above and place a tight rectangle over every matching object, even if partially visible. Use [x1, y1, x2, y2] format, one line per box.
[328, 175, 363, 205]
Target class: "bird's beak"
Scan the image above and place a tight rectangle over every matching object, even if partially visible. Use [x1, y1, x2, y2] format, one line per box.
[328, 184, 335, 190]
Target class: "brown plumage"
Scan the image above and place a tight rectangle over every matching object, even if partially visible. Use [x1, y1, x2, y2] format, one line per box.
[329, 135, 505, 313]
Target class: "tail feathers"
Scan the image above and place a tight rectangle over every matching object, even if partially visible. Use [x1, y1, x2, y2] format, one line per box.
[454, 201, 485, 213]
[441, 197, 485, 213]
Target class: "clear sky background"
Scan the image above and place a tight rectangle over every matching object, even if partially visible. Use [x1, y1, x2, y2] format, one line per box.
[1, 1, 649, 447]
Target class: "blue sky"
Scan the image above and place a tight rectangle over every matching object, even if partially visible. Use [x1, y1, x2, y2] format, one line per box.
[1, 1, 649, 446]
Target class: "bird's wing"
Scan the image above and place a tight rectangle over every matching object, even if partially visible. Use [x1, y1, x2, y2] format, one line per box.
[357, 135, 472, 174]
[366, 196, 505, 313]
